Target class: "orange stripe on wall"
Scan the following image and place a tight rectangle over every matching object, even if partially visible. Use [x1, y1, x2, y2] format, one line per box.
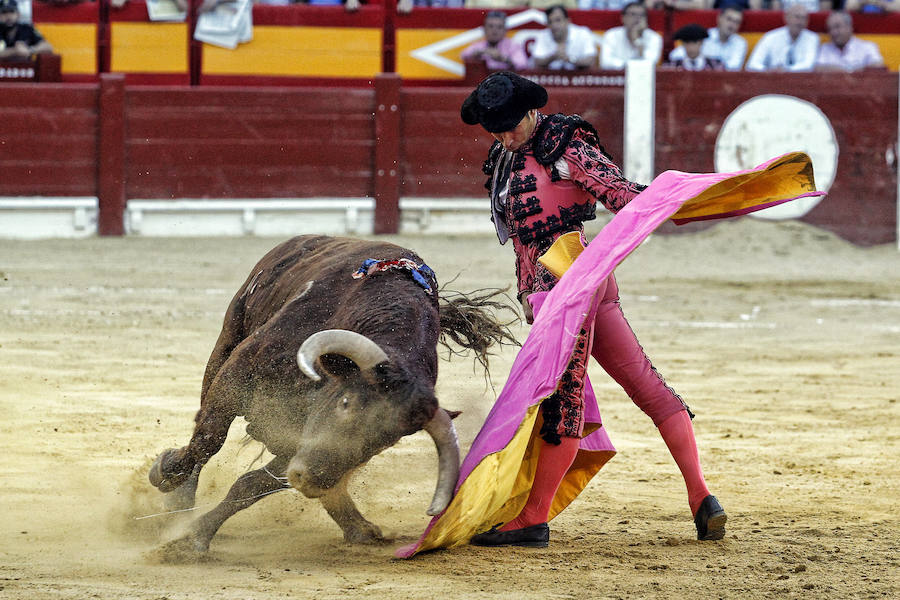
[38, 24, 96, 75]
[202, 27, 382, 77]
[110, 23, 188, 73]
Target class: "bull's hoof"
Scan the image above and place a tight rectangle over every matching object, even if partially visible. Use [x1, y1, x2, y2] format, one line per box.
[148, 449, 193, 493]
[148, 534, 212, 564]
[162, 464, 201, 511]
[343, 522, 388, 545]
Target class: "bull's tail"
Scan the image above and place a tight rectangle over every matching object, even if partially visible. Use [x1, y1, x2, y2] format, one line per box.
[437, 286, 519, 375]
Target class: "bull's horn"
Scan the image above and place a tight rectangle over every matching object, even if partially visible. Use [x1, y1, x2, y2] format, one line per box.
[423, 407, 461, 516]
[297, 329, 389, 381]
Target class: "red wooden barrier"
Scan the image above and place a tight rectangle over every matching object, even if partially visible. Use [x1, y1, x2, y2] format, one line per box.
[0, 73, 895, 244]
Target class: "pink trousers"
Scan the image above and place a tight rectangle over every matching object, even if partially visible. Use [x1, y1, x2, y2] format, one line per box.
[532, 272, 689, 441]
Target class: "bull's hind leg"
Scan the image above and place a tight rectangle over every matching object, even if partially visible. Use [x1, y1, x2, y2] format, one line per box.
[320, 479, 386, 544]
[173, 455, 290, 553]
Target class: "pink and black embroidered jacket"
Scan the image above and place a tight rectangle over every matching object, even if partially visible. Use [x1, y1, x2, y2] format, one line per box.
[483, 112, 647, 298]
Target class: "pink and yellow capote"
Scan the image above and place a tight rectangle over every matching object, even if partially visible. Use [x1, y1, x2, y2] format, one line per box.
[396, 152, 824, 558]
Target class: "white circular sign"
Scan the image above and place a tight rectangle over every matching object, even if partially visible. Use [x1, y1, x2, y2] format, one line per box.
[714, 94, 838, 221]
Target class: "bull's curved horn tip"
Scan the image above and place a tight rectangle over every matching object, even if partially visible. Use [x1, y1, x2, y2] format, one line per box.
[296, 352, 322, 381]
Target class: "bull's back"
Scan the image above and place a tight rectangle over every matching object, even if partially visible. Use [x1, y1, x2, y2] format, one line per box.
[230, 236, 438, 351]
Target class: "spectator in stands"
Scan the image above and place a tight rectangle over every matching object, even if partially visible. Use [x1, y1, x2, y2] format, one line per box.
[577, 0, 627, 9]
[701, 5, 748, 70]
[261, 0, 420, 14]
[665, 23, 726, 70]
[531, 5, 598, 70]
[407, 0, 463, 8]
[599, 1, 662, 70]
[666, 7, 746, 70]
[461, 11, 529, 72]
[816, 10, 885, 70]
[843, 0, 898, 12]
[771, 0, 833, 10]
[0, 0, 52, 59]
[646, 0, 710, 9]
[745, 4, 819, 71]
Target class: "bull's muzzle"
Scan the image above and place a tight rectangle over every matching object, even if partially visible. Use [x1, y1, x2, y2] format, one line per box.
[283, 408, 460, 516]
[285, 457, 330, 498]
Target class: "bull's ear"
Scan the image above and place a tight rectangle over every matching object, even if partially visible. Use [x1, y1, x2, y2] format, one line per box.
[318, 353, 361, 379]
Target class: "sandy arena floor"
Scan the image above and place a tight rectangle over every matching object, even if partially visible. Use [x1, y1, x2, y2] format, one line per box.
[1, 218, 898, 599]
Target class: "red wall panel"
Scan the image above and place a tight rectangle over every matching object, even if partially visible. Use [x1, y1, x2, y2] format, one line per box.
[123, 87, 376, 199]
[0, 85, 97, 196]
[399, 85, 627, 197]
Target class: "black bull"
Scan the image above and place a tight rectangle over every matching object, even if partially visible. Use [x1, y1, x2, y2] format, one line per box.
[148, 235, 514, 550]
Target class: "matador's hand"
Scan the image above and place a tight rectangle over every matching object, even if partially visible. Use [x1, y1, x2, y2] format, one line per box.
[520, 292, 534, 325]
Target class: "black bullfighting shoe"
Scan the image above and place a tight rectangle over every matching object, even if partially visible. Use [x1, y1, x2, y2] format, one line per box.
[470, 522, 550, 548]
[694, 494, 727, 541]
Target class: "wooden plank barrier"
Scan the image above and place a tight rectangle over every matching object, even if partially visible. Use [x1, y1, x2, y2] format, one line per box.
[0, 71, 895, 244]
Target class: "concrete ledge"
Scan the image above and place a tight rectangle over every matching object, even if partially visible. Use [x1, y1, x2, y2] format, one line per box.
[0, 197, 98, 239]
[0, 197, 495, 238]
[126, 199, 378, 237]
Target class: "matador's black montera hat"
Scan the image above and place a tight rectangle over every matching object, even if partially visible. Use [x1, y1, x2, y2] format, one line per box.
[460, 71, 548, 133]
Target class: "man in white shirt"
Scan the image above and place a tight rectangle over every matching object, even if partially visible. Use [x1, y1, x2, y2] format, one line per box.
[531, 4, 599, 71]
[703, 5, 748, 70]
[745, 4, 820, 72]
[600, 1, 663, 70]
[816, 10, 885, 71]
[667, 5, 747, 71]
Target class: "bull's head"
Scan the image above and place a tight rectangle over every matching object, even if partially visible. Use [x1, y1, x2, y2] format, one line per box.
[286, 329, 459, 516]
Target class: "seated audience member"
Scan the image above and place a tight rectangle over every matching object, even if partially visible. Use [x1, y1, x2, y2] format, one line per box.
[668, 6, 746, 70]
[461, 10, 528, 72]
[816, 10, 884, 70]
[409, 0, 464, 6]
[466, 0, 525, 6]
[665, 23, 726, 70]
[704, 5, 748, 70]
[577, 0, 627, 8]
[529, 0, 579, 8]
[0, 0, 52, 59]
[531, 4, 598, 70]
[843, 0, 898, 12]
[600, 1, 662, 70]
[745, 4, 819, 71]
[770, 0, 830, 10]
[646, 0, 709, 8]
[345, 0, 415, 12]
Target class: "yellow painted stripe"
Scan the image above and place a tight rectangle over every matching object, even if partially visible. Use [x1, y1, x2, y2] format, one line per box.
[202, 26, 381, 77]
[859, 34, 900, 71]
[397, 28, 467, 80]
[110, 23, 188, 73]
[38, 24, 96, 75]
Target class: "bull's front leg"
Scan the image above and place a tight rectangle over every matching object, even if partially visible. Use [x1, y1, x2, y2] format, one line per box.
[319, 479, 386, 544]
[149, 368, 245, 493]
